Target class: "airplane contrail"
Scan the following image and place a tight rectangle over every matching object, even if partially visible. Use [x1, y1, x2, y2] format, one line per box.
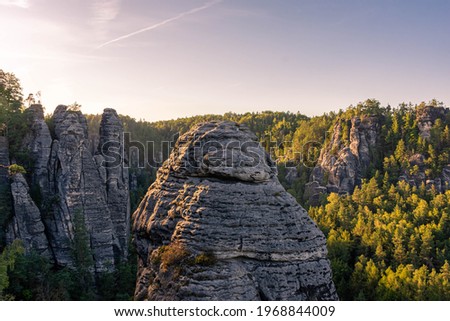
[96, 0, 222, 49]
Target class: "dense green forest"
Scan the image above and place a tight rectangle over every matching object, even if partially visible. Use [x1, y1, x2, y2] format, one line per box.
[1, 68, 450, 300]
[310, 178, 450, 300]
[86, 100, 450, 301]
[89, 100, 450, 301]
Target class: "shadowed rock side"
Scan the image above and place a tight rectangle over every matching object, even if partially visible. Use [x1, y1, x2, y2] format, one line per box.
[46, 105, 117, 271]
[20, 104, 52, 197]
[133, 121, 338, 301]
[5, 104, 130, 273]
[6, 173, 51, 260]
[96, 108, 130, 259]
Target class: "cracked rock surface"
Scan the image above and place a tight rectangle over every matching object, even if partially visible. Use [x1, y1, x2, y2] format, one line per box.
[6, 105, 129, 273]
[133, 121, 338, 300]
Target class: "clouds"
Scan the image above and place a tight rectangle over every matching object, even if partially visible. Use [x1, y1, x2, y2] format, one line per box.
[0, 0, 30, 8]
[96, 0, 222, 49]
[90, 0, 121, 39]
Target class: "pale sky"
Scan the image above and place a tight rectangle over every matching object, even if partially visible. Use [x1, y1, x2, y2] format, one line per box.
[1, 0, 449, 121]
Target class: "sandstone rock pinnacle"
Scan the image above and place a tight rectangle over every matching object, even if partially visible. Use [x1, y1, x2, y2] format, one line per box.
[133, 121, 338, 300]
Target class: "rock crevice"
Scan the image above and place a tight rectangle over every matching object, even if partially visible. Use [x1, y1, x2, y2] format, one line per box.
[6, 104, 130, 273]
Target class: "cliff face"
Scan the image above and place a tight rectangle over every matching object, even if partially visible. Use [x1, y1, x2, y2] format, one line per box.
[305, 106, 450, 203]
[306, 115, 381, 204]
[21, 105, 52, 195]
[6, 173, 51, 260]
[133, 121, 337, 300]
[416, 105, 448, 139]
[96, 108, 130, 259]
[6, 105, 130, 273]
[400, 106, 450, 192]
[45, 105, 119, 271]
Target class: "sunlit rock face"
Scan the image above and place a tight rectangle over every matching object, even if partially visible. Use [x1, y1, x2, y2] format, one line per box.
[133, 121, 338, 301]
[307, 115, 381, 205]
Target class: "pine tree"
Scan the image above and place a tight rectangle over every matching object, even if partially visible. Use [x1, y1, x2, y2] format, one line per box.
[393, 228, 407, 265]
[0, 240, 24, 299]
[394, 139, 406, 161]
[419, 228, 434, 268]
[71, 210, 96, 300]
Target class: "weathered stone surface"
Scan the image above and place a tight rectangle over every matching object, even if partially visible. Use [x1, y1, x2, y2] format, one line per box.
[21, 104, 52, 194]
[307, 115, 381, 203]
[46, 105, 117, 271]
[304, 181, 327, 206]
[306, 106, 450, 199]
[284, 167, 299, 184]
[399, 154, 450, 193]
[133, 121, 337, 301]
[97, 108, 130, 259]
[409, 153, 425, 169]
[6, 105, 130, 274]
[6, 173, 51, 259]
[441, 165, 450, 191]
[416, 105, 448, 139]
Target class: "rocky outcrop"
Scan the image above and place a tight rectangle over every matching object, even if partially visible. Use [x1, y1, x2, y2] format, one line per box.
[6, 173, 51, 259]
[6, 105, 129, 273]
[396, 106, 450, 192]
[96, 108, 130, 260]
[284, 167, 299, 185]
[21, 104, 52, 195]
[45, 105, 118, 271]
[416, 105, 448, 139]
[398, 154, 450, 193]
[133, 121, 337, 301]
[307, 116, 381, 204]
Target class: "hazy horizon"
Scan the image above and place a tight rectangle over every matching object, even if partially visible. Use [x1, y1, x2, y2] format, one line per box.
[1, 0, 450, 121]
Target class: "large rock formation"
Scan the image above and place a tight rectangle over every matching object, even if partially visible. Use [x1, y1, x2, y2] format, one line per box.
[21, 104, 52, 195]
[133, 121, 337, 301]
[6, 173, 51, 259]
[416, 105, 448, 139]
[45, 105, 119, 271]
[305, 106, 450, 203]
[96, 108, 130, 259]
[306, 115, 381, 204]
[398, 106, 450, 192]
[6, 105, 130, 273]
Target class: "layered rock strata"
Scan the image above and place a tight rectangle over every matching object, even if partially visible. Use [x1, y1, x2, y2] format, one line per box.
[133, 121, 337, 300]
[6, 105, 129, 273]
